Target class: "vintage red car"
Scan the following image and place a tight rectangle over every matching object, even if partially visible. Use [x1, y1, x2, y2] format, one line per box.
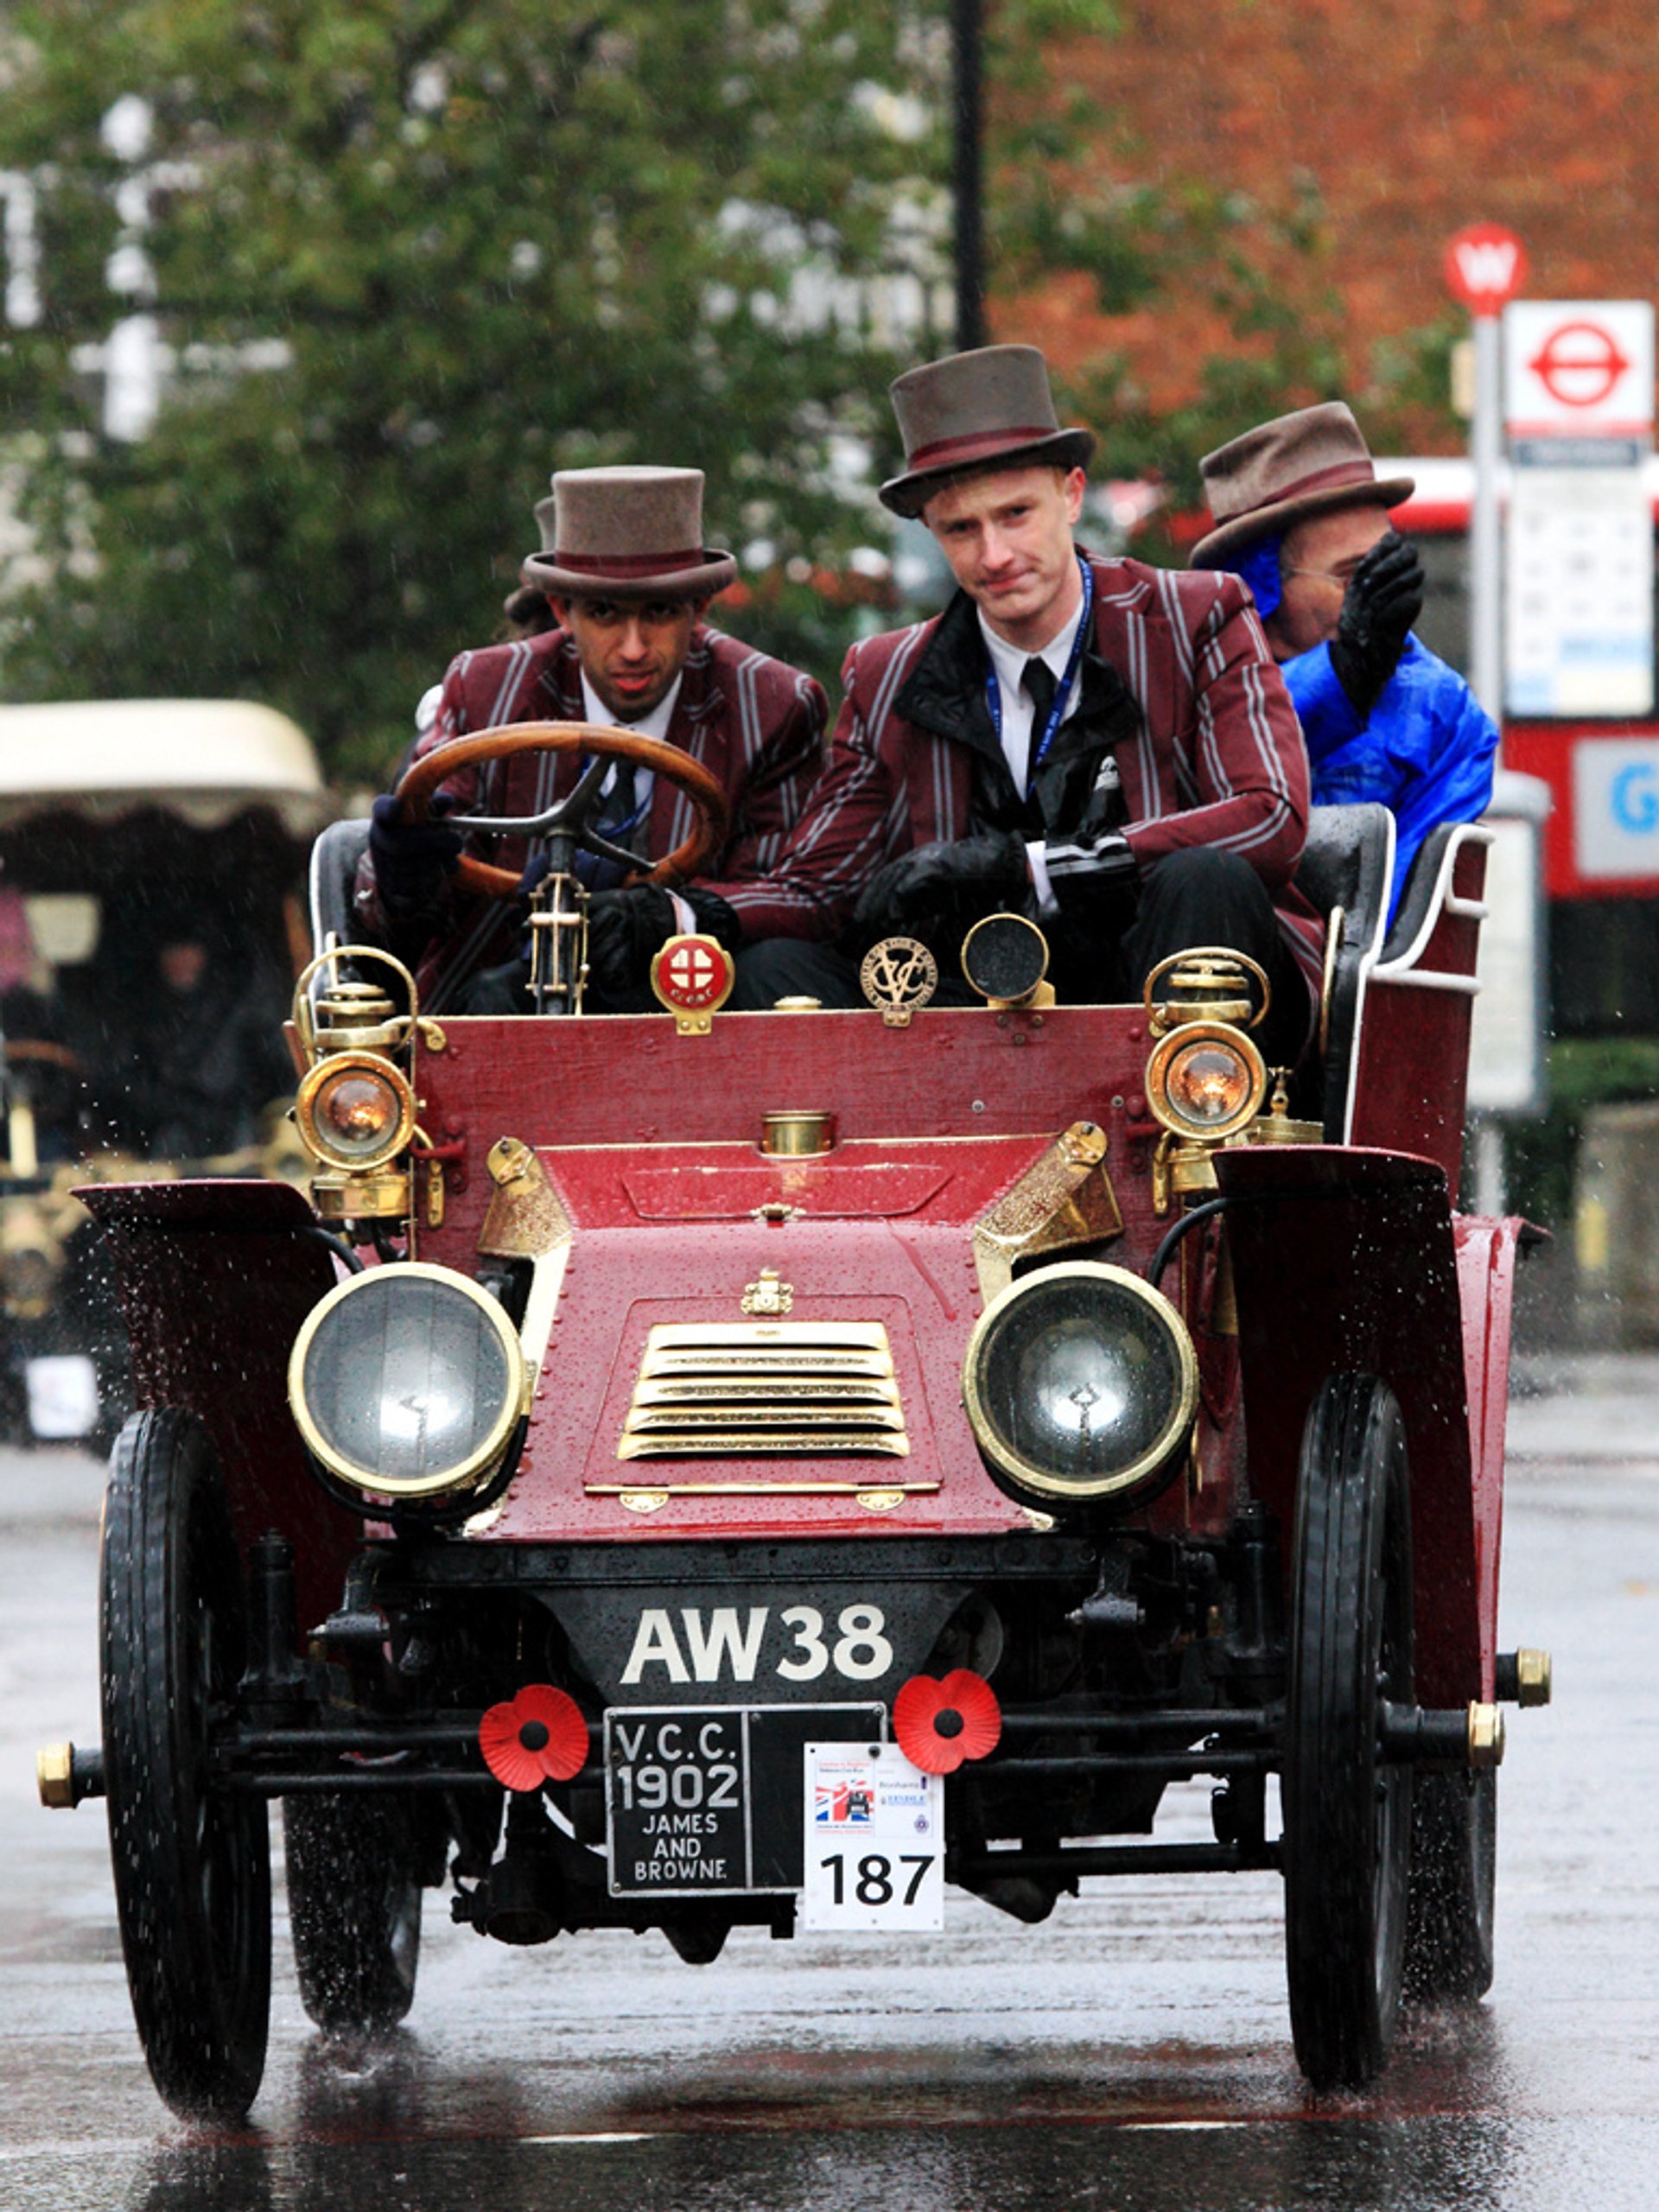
[39, 721, 1551, 2120]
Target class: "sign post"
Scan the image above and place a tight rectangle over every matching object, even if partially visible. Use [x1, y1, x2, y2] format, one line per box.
[1443, 222, 1529, 721]
[1443, 226, 1546, 1212]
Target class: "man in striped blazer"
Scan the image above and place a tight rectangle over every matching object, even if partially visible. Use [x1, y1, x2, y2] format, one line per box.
[740, 346, 1322, 1065]
[358, 467, 827, 1011]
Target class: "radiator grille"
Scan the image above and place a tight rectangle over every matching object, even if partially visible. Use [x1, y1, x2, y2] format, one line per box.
[617, 1320, 909, 1459]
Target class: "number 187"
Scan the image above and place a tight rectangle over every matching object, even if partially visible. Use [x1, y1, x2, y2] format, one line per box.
[818, 1852, 933, 1907]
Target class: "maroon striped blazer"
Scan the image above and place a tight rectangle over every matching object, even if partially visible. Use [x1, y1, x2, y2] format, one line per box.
[357, 623, 827, 1005]
[761, 553, 1324, 995]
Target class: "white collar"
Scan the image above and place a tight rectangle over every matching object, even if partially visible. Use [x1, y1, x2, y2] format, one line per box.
[578, 669, 683, 744]
[976, 594, 1086, 697]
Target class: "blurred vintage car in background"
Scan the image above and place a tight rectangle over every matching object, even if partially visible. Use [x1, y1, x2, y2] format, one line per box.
[0, 699, 329, 1447]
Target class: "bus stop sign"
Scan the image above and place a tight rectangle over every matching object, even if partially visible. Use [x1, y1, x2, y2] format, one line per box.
[1443, 222, 1528, 318]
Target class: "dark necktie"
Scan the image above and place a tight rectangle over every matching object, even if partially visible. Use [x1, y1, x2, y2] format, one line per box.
[602, 757, 639, 838]
[578, 757, 645, 888]
[1022, 658, 1058, 791]
[1023, 656, 1058, 732]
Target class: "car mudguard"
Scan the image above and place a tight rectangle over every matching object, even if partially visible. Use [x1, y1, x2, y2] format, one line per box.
[1215, 1143, 1498, 1707]
[75, 1178, 359, 1630]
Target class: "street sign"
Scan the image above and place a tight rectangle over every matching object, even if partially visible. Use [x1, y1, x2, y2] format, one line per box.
[1443, 222, 1529, 317]
[1573, 738, 1659, 880]
[1504, 301, 1655, 437]
[1503, 299, 1655, 719]
[1506, 458, 1655, 717]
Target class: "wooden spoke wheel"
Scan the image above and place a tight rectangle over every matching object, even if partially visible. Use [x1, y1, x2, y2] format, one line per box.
[1283, 1373, 1414, 2091]
[284, 1792, 424, 2035]
[1404, 1768, 1497, 2003]
[101, 1409, 271, 2120]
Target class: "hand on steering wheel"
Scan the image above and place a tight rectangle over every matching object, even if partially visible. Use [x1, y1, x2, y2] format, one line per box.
[395, 721, 730, 899]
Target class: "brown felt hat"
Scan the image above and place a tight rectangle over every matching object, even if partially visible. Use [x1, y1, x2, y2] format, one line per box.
[879, 344, 1095, 519]
[523, 466, 738, 601]
[1189, 404, 1414, 568]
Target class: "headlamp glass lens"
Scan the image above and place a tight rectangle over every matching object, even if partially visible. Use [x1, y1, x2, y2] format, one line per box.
[1165, 1038, 1253, 1128]
[320, 1071, 400, 1149]
[972, 1269, 1192, 1496]
[296, 1268, 519, 1497]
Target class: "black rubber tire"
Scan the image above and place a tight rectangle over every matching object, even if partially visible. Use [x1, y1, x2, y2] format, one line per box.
[1404, 1768, 1497, 2002]
[284, 1793, 423, 2033]
[101, 1408, 271, 2120]
[1283, 1373, 1414, 2092]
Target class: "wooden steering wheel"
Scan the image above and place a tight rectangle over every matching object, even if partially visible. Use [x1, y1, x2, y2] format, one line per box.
[397, 720, 731, 899]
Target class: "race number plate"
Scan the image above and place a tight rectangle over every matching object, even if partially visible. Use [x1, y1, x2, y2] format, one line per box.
[604, 1704, 882, 1896]
[801, 1741, 944, 1933]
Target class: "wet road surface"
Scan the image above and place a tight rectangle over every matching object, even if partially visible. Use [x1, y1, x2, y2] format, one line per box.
[3, 1355, 1655, 2210]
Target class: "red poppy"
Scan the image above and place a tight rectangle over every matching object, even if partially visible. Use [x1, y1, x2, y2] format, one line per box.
[893, 1669, 1001, 1775]
[479, 1684, 589, 1792]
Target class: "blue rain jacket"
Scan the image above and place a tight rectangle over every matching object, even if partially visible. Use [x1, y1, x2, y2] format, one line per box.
[1284, 636, 1498, 923]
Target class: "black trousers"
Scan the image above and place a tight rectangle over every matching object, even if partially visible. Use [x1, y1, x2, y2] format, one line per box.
[731, 848, 1313, 1068]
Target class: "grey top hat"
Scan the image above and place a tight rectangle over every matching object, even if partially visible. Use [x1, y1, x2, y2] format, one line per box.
[1190, 404, 1415, 569]
[879, 344, 1095, 519]
[523, 466, 738, 601]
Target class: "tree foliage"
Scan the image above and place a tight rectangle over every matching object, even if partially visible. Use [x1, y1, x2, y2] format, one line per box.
[0, 0, 975, 779]
[0, 1, 1445, 781]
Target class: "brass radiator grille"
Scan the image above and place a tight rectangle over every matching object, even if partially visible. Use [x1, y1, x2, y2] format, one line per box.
[617, 1320, 910, 1459]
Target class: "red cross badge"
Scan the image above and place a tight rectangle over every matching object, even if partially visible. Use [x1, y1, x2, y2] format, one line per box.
[649, 931, 735, 1028]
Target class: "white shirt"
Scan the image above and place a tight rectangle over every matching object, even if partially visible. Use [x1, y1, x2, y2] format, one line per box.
[976, 603, 1085, 916]
[976, 601, 1084, 795]
[578, 669, 685, 817]
[577, 669, 696, 932]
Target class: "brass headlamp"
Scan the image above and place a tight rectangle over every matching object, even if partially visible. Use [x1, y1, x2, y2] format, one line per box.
[289, 945, 436, 1228]
[1141, 949, 1272, 1212]
[289, 1262, 528, 1503]
[962, 1261, 1198, 1507]
[294, 1052, 416, 1195]
[1146, 1022, 1268, 1146]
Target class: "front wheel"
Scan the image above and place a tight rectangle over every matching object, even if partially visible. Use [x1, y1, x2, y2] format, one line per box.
[101, 1409, 271, 2120]
[1282, 1373, 1414, 2092]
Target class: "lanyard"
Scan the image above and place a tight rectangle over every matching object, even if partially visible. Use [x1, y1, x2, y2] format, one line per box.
[983, 555, 1094, 797]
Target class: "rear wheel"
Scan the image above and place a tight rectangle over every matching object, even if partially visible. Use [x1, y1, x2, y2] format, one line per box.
[1404, 1769, 1497, 2002]
[284, 1793, 423, 2033]
[101, 1409, 271, 2120]
[1283, 1373, 1414, 2091]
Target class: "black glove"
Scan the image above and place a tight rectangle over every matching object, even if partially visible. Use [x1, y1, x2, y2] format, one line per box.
[1043, 826, 1140, 921]
[368, 791, 462, 916]
[853, 833, 1031, 938]
[584, 883, 741, 1000]
[1327, 531, 1424, 718]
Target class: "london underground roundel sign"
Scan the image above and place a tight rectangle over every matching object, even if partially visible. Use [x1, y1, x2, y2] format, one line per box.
[1443, 222, 1529, 317]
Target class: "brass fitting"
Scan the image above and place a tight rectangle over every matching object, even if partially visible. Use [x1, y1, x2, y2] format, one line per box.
[1466, 1702, 1506, 1769]
[310, 1164, 414, 1222]
[760, 1110, 835, 1156]
[1513, 1648, 1553, 1707]
[36, 1743, 73, 1808]
[36, 1741, 103, 1808]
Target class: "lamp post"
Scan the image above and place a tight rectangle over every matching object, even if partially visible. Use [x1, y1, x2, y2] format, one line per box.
[952, 0, 984, 353]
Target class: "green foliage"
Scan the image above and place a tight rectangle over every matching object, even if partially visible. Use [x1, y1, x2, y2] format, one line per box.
[0, 0, 960, 781]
